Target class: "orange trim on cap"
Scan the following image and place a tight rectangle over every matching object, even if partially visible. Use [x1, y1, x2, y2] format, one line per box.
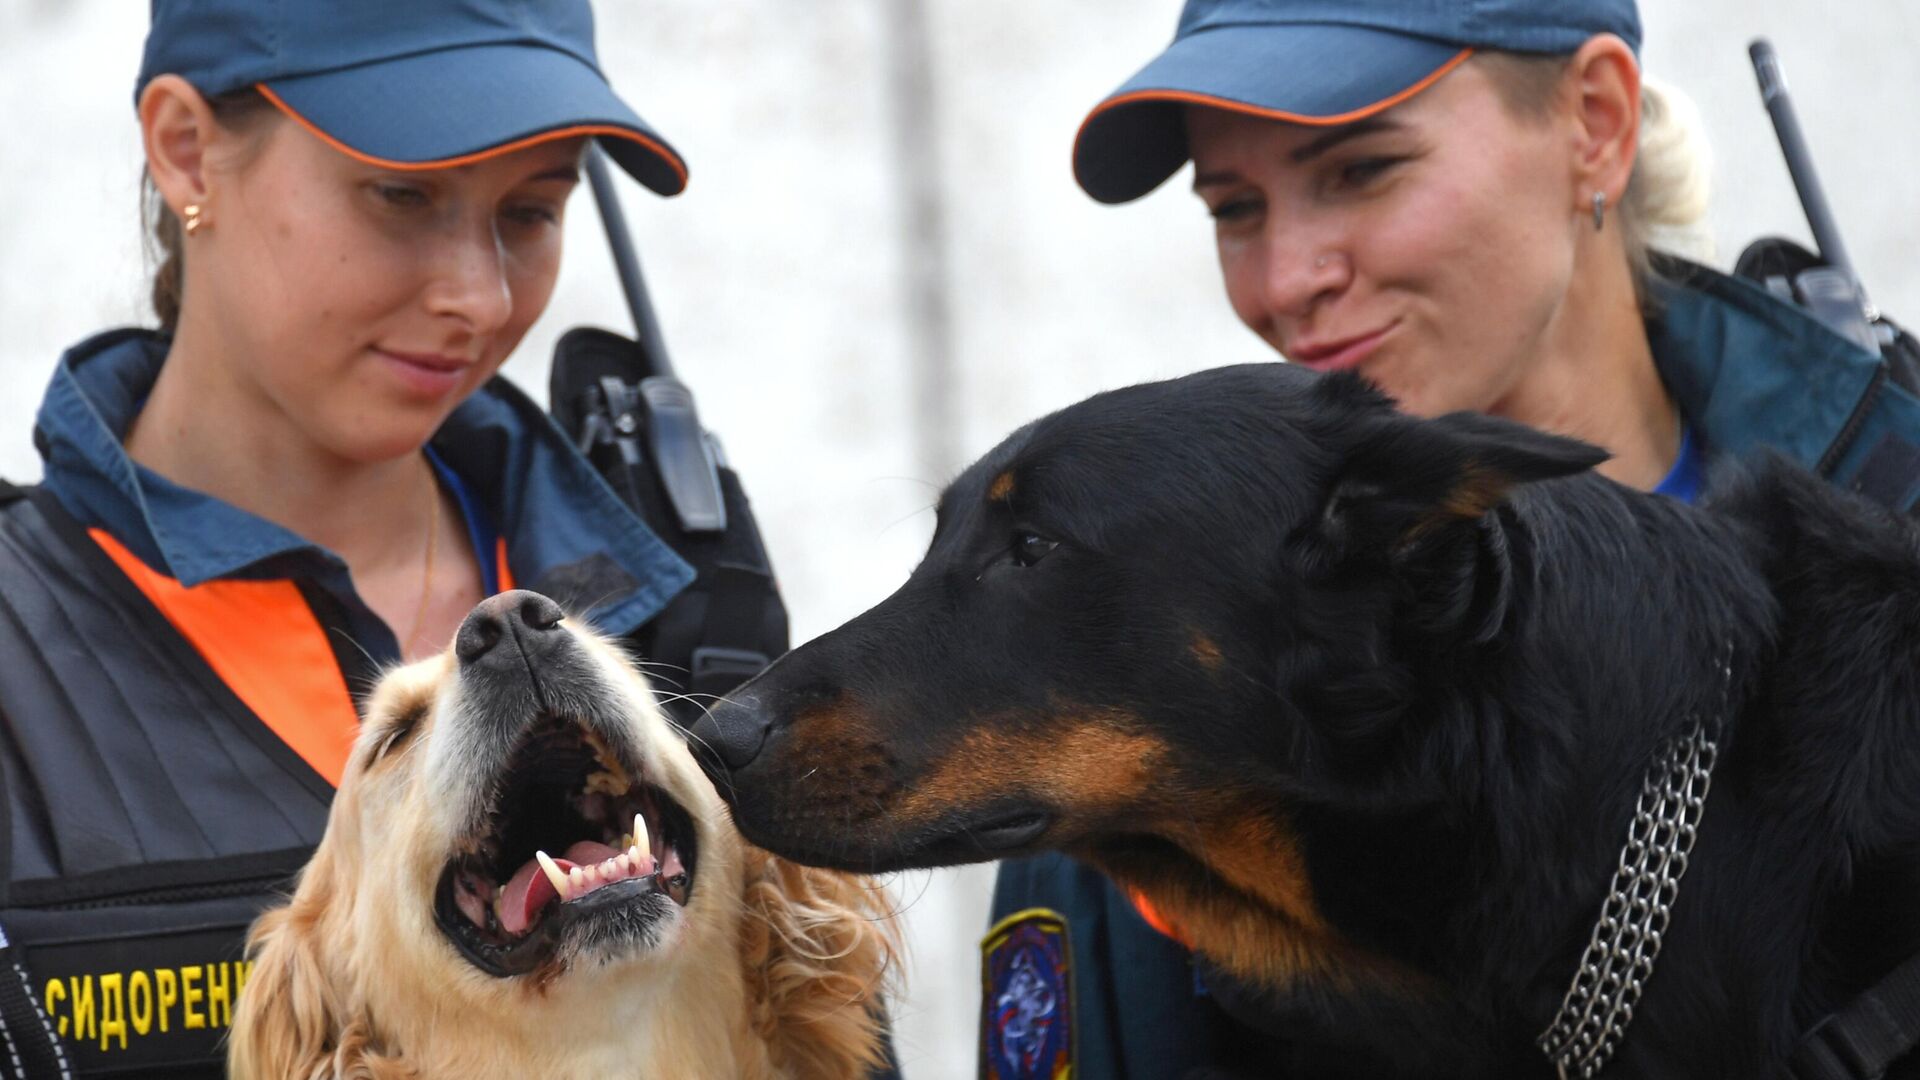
[1076, 46, 1475, 155]
[254, 82, 688, 188]
[1124, 884, 1192, 948]
[91, 529, 360, 787]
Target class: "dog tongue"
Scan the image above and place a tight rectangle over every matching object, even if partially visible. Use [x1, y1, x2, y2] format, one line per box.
[564, 840, 621, 865]
[496, 841, 629, 935]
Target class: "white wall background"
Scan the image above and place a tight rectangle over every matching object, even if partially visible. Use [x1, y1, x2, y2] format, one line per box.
[2, 2, 1916, 1075]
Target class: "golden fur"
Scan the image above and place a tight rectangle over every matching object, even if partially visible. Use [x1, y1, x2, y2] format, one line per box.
[229, 616, 898, 1079]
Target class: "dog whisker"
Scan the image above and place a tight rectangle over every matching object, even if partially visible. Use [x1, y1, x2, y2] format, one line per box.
[878, 499, 940, 539]
[662, 711, 745, 805]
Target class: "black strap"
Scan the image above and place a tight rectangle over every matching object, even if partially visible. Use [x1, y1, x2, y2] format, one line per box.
[0, 927, 72, 1080]
[688, 560, 780, 700]
[1848, 433, 1920, 515]
[1817, 364, 1887, 480]
[1786, 951, 1920, 1079]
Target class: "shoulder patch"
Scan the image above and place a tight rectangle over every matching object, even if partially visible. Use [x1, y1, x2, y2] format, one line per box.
[981, 907, 1074, 1080]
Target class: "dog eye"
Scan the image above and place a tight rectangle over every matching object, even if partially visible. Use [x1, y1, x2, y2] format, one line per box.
[1011, 531, 1059, 567]
[371, 704, 426, 760]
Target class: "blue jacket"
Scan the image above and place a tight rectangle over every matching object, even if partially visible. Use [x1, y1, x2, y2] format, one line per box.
[981, 262, 1920, 1080]
[0, 328, 696, 1076]
[37, 328, 697, 659]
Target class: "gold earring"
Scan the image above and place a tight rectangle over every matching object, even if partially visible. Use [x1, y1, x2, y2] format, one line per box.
[183, 204, 205, 236]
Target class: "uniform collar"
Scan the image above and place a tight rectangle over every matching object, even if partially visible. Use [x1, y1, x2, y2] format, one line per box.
[36, 329, 691, 638]
[1648, 258, 1883, 473]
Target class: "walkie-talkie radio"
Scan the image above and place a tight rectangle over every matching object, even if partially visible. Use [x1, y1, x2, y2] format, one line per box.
[1737, 38, 1920, 395]
[549, 146, 789, 724]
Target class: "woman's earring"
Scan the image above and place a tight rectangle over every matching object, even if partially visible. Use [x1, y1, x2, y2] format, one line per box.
[1591, 192, 1606, 232]
[1314, 255, 1330, 269]
[183, 204, 205, 236]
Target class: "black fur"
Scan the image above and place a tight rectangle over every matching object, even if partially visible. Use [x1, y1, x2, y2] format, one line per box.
[695, 364, 1920, 1077]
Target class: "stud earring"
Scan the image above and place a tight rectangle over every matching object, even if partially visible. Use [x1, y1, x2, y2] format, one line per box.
[183, 204, 205, 236]
[1314, 255, 1330, 269]
[1591, 191, 1606, 232]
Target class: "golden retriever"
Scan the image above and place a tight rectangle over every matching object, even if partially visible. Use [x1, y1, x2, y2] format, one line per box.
[230, 590, 898, 1079]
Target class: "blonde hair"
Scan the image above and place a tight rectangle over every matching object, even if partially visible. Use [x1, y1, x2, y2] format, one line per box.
[1477, 52, 1716, 302]
[1630, 75, 1714, 264]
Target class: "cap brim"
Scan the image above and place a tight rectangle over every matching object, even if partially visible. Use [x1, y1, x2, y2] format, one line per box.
[260, 43, 687, 196]
[1074, 24, 1471, 204]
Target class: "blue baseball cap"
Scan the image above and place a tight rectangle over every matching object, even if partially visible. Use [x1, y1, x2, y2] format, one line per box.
[137, 0, 687, 196]
[1074, 0, 1641, 204]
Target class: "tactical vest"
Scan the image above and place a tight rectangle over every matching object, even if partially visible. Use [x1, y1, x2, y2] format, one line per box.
[0, 483, 329, 1078]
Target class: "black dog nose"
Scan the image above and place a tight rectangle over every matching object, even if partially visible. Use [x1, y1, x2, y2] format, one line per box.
[690, 695, 774, 772]
[456, 590, 566, 665]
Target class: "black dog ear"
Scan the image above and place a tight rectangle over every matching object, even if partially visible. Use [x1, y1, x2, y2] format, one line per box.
[1321, 408, 1609, 557]
[1314, 408, 1606, 649]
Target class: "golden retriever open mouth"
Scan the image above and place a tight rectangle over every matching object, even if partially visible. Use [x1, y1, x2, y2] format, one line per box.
[230, 590, 902, 1079]
[434, 711, 701, 976]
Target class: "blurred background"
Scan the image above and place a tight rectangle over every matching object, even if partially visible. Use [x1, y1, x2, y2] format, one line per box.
[2, 0, 1915, 1074]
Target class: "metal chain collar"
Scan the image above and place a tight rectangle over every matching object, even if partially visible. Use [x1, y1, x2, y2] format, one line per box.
[1536, 653, 1733, 1079]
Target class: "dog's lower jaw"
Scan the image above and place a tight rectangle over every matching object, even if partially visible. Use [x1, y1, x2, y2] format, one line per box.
[351, 948, 771, 1079]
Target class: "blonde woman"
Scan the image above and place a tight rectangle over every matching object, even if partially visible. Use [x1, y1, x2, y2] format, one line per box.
[983, 0, 1920, 1076]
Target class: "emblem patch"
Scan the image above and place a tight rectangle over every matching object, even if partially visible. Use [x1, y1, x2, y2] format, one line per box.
[981, 908, 1073, 1080]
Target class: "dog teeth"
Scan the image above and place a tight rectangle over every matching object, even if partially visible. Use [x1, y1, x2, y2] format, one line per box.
[569, 866, 587, 893]
[634, 812, 650, 860]
[536, 850, 572, 901]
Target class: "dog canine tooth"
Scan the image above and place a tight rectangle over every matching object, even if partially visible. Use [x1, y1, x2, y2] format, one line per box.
[634, 812, 650, 860]
[536, 850, 571, 901]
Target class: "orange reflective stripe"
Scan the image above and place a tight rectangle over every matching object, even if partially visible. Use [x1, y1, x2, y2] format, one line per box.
[90, 530, 359, 787]
[1124, 884, 1191, 948]
[495, 536, 515, 593]
[254, 83, 689, 188]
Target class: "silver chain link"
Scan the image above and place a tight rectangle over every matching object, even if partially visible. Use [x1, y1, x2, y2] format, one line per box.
[1537, 653, 1732, 1079]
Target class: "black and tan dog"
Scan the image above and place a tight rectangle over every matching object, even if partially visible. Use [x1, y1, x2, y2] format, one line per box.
[693, 364, 1920, 1078]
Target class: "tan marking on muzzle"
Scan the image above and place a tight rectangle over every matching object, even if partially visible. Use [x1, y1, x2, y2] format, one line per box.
[892, 712, 1168, 825]
[779, 695, 902, 805]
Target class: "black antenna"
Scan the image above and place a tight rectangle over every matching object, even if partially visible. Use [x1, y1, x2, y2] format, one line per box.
[574, 143, 726, 533]
[585, 143, 675, 380]
[1750, 40, 1871, 303]
[1748, 38, 1879, 348]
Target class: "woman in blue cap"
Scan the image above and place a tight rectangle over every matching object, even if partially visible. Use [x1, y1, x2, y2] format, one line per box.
[984, 1, 1920, 1077]
[0, 3, 873, 1077]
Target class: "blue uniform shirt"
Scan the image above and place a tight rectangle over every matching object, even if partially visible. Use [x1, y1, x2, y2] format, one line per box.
[35, 328, 695, 667]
